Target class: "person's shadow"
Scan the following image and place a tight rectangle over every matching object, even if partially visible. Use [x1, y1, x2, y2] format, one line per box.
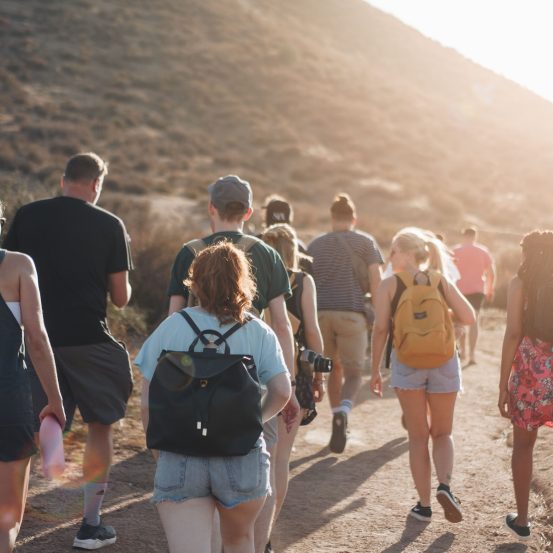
[492, 544, 528, 553]
[274, 437, 408, 551]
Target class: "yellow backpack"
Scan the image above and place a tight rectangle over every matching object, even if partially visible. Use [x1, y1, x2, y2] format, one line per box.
[392, 270, 455, 369]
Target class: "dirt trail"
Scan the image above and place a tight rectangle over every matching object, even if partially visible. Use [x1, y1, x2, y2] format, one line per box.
[17, 318, 553, 552]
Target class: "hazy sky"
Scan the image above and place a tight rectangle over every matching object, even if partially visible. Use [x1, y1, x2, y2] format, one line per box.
[367, 0, 553, 103]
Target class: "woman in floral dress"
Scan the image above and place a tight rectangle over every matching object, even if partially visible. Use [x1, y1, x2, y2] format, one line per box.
[499, 230, 553, 542]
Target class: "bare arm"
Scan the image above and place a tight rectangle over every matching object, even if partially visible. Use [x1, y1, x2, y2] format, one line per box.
[19, 256, 66, 427]
[267, 295, 295, 376]
[442, 277, 476, 325]
[108, 271, 132, 308]
[267, 294, 299, 429]
[485, 263, 496, 301]
[300, 274, 326, 400]
[368, 263, 382, 298]
[140, 377, 159, 460]
[300, 275, 324, 355]
[498, 276, 524, 418]
[168, 295, 186, 316]
[370, 277, 394, 397]
[262, 373, 292, 423]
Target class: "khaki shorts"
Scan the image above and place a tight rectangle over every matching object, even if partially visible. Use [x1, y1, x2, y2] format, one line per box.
[318, 310, 368, 372]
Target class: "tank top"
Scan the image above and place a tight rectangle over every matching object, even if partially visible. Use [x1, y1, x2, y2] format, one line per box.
[0, 249, 33, 426]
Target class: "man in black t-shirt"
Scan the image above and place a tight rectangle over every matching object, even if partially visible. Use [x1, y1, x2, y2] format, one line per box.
[4, 153, 133, 550]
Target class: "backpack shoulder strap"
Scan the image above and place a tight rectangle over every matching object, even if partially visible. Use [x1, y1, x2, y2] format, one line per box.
[395, 271, 413, 289]
[179, 310, 209, 346]
[427, 270, 442, 289]
[215, 315, 251, 345]
[185, 239, 208, 257]
[391, 274, 407, 317]
[236, 235, 260, 253]
[293, 271, 305, 318]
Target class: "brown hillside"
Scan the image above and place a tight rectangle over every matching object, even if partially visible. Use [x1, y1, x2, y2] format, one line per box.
[1, 0, 552, 237]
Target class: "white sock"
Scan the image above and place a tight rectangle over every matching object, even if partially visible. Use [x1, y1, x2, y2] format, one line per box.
[339, 400, 353, 416]
[83, 482, 108, 526]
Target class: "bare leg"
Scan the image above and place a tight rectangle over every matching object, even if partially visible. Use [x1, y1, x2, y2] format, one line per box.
[84, 422, 113, 483]
[459, 327, 467, 361]
[273, 414, 301, 521]
[395, 389, 431, 506]
[219, 496, 266, 553]
[468, 318, 479, 363]
[0, 458, 31, 553]
[327, 359, 343, 409]
[253, 444, 276, 553]
[340, 364, 362, 404]
[427, 392, 457, 486]
[157, 497, 215, 553]
[511, 426, 538, 527]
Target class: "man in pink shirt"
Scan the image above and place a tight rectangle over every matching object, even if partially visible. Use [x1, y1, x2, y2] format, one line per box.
[453, 227, 495, 365]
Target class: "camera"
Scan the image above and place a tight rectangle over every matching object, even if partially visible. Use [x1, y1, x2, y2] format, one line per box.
[298, 348, 332, 374]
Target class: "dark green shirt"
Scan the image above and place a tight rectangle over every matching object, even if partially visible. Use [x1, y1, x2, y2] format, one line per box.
[167, 231, 291, 312]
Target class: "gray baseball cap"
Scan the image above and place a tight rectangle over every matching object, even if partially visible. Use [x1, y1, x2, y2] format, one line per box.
[208, 175, 253, 210]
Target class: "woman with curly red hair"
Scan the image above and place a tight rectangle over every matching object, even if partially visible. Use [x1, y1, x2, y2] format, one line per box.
[499, 230, 553, 542]
[136, 241, 292, 553]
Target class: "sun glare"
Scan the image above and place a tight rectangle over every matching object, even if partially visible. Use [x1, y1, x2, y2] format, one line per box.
[367, 0, 553, 102]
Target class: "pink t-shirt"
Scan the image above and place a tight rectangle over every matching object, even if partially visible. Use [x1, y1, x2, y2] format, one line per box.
[453, 243, 493, 295]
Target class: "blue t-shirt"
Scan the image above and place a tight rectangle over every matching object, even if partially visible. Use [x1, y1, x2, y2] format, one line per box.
[308, 230, 383, 313]
[135, 307, 288, 386]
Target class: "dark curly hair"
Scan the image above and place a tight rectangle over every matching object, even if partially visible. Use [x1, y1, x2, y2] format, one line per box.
[518, 230, 553, 337]
[518, 230, 553, 289]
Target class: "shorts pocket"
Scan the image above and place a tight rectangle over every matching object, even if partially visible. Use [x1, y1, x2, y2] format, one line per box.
[224, 448, 262, 494]
[154, 453, 187, 493]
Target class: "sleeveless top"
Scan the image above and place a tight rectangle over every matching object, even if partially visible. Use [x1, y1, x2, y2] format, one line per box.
[285, 270, 306, 345]
[0, 249, 34, 426]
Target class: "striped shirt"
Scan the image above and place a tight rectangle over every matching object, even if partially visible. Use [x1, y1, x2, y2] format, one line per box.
[308, 230, 383, 313]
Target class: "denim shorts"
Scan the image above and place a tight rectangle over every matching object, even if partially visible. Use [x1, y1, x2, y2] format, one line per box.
[153, 446, 271, 508]
[390, 351, 462, 393]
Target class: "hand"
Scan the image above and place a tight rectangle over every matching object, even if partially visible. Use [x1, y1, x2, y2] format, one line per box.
[312, 379, 326, 403]
[39, 397, 66, 430]
[370, 371, 383, 398]
[498, 388, 511, 418]
[280, 394, 300, 433]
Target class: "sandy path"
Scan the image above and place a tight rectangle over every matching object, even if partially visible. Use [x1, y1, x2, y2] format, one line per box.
[17, 320, 553, 552]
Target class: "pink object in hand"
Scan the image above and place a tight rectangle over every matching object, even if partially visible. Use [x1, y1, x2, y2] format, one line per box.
[39, 415, 65, 478]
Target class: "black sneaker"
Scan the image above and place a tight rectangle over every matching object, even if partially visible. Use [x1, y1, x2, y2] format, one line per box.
[73, 519, 117, 550]
[436, 485, 462, 523]
[409, 502, 432, 522]
[504, 513, 531, 541]
[329, 411, 347, 453]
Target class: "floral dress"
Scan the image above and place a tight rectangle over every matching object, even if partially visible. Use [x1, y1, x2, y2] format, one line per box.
[509, 336, 553, 431]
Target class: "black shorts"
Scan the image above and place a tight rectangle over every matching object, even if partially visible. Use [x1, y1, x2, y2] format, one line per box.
[29, 340, 133, 431]
[0, 361, 37, 461]
[464, 292, 486, 312]
[0, 425, 37, 461]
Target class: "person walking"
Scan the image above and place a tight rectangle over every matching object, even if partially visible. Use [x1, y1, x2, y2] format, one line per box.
[308, 193, 383, 453]
[370, 228, 474, 523]
[166, 176, 299, 552]
[0, 201, 66, 553]
[498, 230, 553, 541]
[137, 242, 292, 553]
[453, 227, 495, 365]
[4, 153, 134, 549]
[261, 223, 327, 552]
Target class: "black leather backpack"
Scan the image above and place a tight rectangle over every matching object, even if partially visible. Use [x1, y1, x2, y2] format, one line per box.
[147, 310, 263, 457]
